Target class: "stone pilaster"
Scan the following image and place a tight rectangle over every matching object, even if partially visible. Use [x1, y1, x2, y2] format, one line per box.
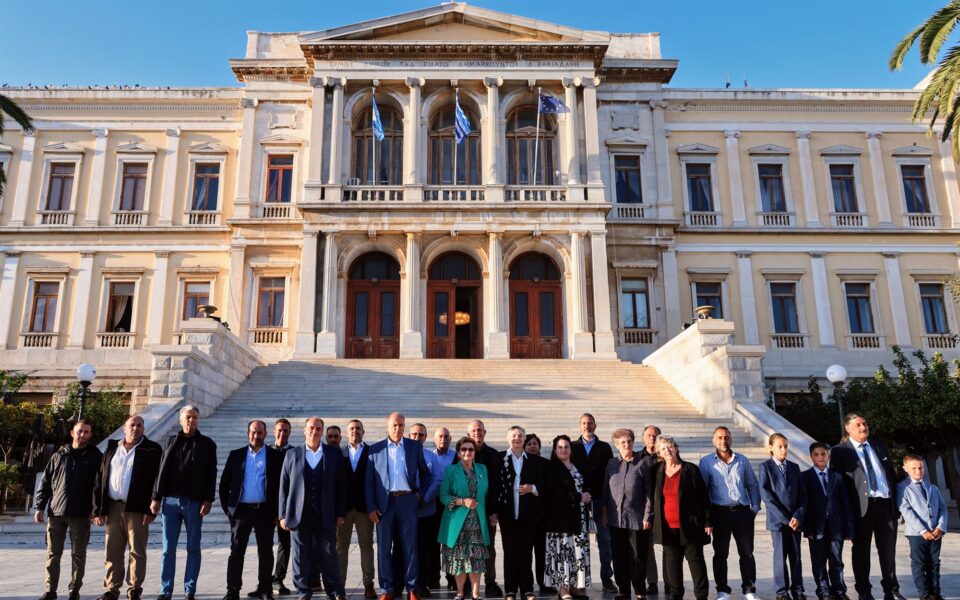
[0, 251, 22, 349]
[67, 251, 96, 348]
[882, 251, 912, 346]
[234, 98, 258, 219]
[570, 231, 593, 357]
[562, 78, 581, 186]
[485, 231, 509, 358]
[146, 251, 170, 346]
[157, 128, 180, 225]
[400, 231, 423, 358]
[316, 231, 339, 358]
[582, 78, 603, 199]
[650, 100, 672, 219]
[328, 80, 346, 185]
[226, 244, 246, 338]
[938, 139, 960, 227]
[304, 79, 327, 203]
[483, 77, 504, 203]
[85, 128, 109, 225]
[808, 252, 835, 347]
[725, 130, 747, 225]
[295, 230, 320, 354]
[590, 231, 616, 357]
[796, 131, 820, 225]
[9, 131, 36, 226]
[404, 78, 424, 202]
[661, 244, 681, 338]
[866, 131, 893, 225]
[736, 250, 759, 344]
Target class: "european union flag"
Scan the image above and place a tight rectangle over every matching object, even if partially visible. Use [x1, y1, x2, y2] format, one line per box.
[454, 91, 471, 144]
[371, 92, 385, 142]
[538, 93, 570, 114]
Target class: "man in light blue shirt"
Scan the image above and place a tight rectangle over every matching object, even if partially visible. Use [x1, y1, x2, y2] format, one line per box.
[697, 426, 761, 600]
[429, 428, 454, 590]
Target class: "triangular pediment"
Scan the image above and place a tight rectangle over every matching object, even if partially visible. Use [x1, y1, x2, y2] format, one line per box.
[116, 141, 158, 154]
[676, 143, 719, 155]
[748, 144, 791, 155]
[0, 143, 14, 154]
[299, 3, 609, 44]
[259, 133, 305, 146]
[892, 145, 933, 157]
[605, 135, 648, 147]
[819, 144, 862, 156]
[42, 142, 86, 154]
[188, 142, 228, 154]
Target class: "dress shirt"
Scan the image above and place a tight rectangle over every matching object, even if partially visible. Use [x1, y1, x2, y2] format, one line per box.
[240, 445, 267, 504]
[305, 445, 324, 469]
[510, 451, 538, 519]
[108, 439, 141, 501]
[855, 441, 890, 498]
[434, 448, 455, 472]
[773, 458, 787, 473]
[582, 436, 597, 456]
[387, 438, 411, 492]
[814, 466, 829, 494]
[698, 451, 761, 512]
[348, 442, 365, 472]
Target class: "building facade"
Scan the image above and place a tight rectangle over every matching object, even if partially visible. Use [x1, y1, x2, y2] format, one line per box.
[2, 4, 959, 406]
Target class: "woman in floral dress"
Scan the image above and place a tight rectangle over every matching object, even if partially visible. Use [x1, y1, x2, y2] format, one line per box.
[542, 434, 592, 600]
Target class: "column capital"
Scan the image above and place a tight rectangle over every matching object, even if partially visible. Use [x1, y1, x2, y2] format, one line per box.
[483, 77, 503, 88]
[735, 250, 753, 259]
[562, 77, 579, 88]
[309, 76, 327, 87]
[92, 128, 109, 139]
[724, 130, 741, 140]
[404, 230, 422, 239]
[808, 251, 826, 259]
[589, 229, 607, 239]
[22, 129, 36, 138]
[487, 230, 503, 239]
[796, 130, 812, 140]
[881, 250, 901, 259]
[241, 98, 258, 109]
[155, 250, 171, 259]
[165, 127, 181, 138]
[80, 250, 97, 258]
[405, 77, 425, 89]
[648, 99, 668, 111]
[302, 230, 320, 239]
[330, 77, 346, 89]
[580, 77, 601, 89]
[866, 131, 883, 140]
[1, 250, 22, 258]
[570, 230, 585, 239]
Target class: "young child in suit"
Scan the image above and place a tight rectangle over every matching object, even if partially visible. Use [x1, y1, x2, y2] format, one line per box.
[897, 455, 947, 600]
[801, 442, 854, 600]
[759, 433, 807, 600]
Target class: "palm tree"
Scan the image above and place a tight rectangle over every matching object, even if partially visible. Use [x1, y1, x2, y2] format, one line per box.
[0, 93, 35, 196]
[890, 1, 960, 158]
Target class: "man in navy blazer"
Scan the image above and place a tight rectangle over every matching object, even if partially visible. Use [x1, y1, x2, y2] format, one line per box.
[759, 434, 807, 600]
[802, 442, 854, 600]
[365, 412, 432, 600]
[279, 417, 347, 600]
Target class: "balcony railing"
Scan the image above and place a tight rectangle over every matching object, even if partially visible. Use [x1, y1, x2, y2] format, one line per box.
[905, 213, 938, 228]
[758, 211, 794, 227]
[611, 204, 647, 220]
[38, 210, 74, 226]
[685, 211, 720, 227]
[620, 329, 656, 345]
[251, 328, 285, 345]
[923, 333, 958, 349]
[505, 186, 566, 202]
[186, 210, 220, 225]
[770, 333, 807, 349]
[423, 186, 486, 202]
[113, 211, 146, 226]
[831, 212, 865, 228]
[260, 203, 293, 218]
[343, 186, 405, 202]
[97, 332, 133, 348]
[20, 332, 56, 348]
[848, 333, 883, 349]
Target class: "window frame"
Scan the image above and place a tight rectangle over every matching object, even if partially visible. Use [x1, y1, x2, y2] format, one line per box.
[252, 272, 290, 330]
[350, 104, 404, 186]
[618, 276, 652, 330]
[96, 275, 142, 336]
[427, 105, 481, 186]
[764, 277, 807, 336]
[894, 156, 939, 218]
[263, 154, 295, 204]
[180, 278, 215, 321]
[111, 152, 156, 216]
[28, 280, 61, 334]
[909, 274, 958, 344]
[39, 149, 83, 223]
[505, 105, 559, 186]
[187, 152, 226, 215]
[678, 153, 721, 218]
[689, 278, 727, 320]
[20, 270, 69, 346]
[750, 155, 794, 216]
[612, 153, 644, 204]
[822, 155, 866, 217]
[840, 279, 881, 337]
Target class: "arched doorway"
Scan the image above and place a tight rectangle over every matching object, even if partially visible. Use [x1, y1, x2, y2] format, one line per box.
[508, 252, 563, 358]
[426, 252, 483, 359]
[345, 252, 401, 358]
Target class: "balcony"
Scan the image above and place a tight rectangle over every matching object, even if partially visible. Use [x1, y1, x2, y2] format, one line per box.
[186, 210, 220, 226]
[113, 211, 147, 226]
[684, 211, 720, 227]
[20, 332, 56, 348]
[37, 210, 74, 226]
[610, 204, 647, 221]
[770, 333, 807, 349]
[260, 203, 293, 219]
[424, 186, 485, 202]
[505, 186, 566, 202]
[251, 328, 285, 345]
[905, 213, 938, 228]
[847, 333, 883, 349]
[831, 212, 865, 228]
[97, 332, 133, 348]
[758, 211, 794, 227]
[343, 185, 404, 202]
[620, 329, 656, 345]
[923, 333, 958, 349]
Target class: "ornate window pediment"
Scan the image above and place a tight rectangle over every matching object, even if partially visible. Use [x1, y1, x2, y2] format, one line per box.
[748, 144, 791, 155]
[42, 142, 86, 154]
[676, 143, 719, 155]
[116, 141, 158, 154]
[820, 144, 862, 156]
[605, 135, 648, 148]
[259, 133, 304, 146]
[188, 142, 228, 154]
[892, 145, 933, 157]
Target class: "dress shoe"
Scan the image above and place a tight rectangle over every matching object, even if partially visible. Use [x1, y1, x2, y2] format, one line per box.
[409, 590, 423, 600]
[364, 584, 378, 599]
[379, 593, 395, 600]
[276, 585, 292, 597]
[884, 593, 907, 600]
[68, 591, 81, 600]
[296, 596, 311, 600]
[155, 595, 171, 600]
[128, 592, 142, 600]
[186, 594, 197, 600]
[248, 591, 262, 598]
[98, 593, 120, 600]
[224, 591, 241, 600]
[39, 593, 57, 600]
[645, 585, 658, 596]
[487, 583, 503, 598]
[601, 580, 618, 594]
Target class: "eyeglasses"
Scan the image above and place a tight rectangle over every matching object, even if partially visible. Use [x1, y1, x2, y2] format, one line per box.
[460, 448, 476, 453]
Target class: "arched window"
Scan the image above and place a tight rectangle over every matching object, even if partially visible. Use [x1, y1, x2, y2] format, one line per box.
[352, 104, 403, 185]
[428, 106, 480, 185]
[349, 252, 401, 280]
[506, 105, 557, 186]
[428, 252, 481, 280]
[509, 252, 560, 281]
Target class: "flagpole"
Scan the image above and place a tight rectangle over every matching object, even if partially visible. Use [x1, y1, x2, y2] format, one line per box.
[453, 88, 459, 188]
[533, 86, 542, 187]
[372, 88, 377, 187]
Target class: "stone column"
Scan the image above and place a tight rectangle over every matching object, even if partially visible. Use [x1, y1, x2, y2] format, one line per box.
[327, 80, 346, 185]
[486, 232, 510, 358]
[85, 128, 109, 225]
[404, 78, 424, 202]
[809, 252, 835, 347]
[234, 98, 258, 219]
[866, 131, 894, 225]
[882, 251, 912, 346]
[650, 100, 672, 219]
[661, 244, 681, 338]
[590, 231, 616, 356]
[570, 232, 593, 357]
[304, 79, 327, 202]
[736, 251, 760, 344]
[563, 78, 581, 186]
[0, 251, 22, 349]
[146, 251, 170, 346]
[400, 232, 423, 358]
[796, 131, 820, 226]
[67, 251, 96, 348]
[226, 244, 246, 338]
[157, 128, 180, 226]
[938, 140, 960, 226]
[582, 78, 604, 199]
[725, 130, 747, 225]
[9, 132, 36, 226]
[294, 230, 320, 354]
[483, 77, 504, 203]
[316, 231, 339, 358]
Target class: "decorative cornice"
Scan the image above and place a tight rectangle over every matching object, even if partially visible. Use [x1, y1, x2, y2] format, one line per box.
[748, 143, 791, 155]
[667, 104, 914, 114]
[187, 142, 229, 154]
[116, 141, 159, 154]
[676, 142, 720, 155]
[230, 59, 310, 83]
[259, 133, 305, 146]
[42, 142, 86, 154]
[21, 103, 241, 112]
[819, 144, 863, 156]
[891, 145, 934, 157]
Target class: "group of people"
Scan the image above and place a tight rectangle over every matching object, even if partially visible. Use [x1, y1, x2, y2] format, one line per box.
[34, 408, 947, 600]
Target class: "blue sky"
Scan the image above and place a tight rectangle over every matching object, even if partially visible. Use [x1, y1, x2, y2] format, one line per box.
[0, 1, 947, 89]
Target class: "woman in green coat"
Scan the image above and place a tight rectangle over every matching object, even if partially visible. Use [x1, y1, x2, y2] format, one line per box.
[438, 436, 492, 600]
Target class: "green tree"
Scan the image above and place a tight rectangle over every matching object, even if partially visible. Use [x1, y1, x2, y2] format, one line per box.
[0, 94, 35, 196]
[46, 382, 129, 445]
[0, 402, 41, 464]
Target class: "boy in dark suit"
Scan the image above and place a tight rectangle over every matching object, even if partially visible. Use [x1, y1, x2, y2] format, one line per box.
[759, 433, 807, 600]
[801, 443, 854, 600]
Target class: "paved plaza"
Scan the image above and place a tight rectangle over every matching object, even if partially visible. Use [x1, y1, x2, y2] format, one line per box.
[2, 528, 957, 600]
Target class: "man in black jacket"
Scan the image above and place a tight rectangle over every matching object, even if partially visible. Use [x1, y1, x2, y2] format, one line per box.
[35, 419, 103, 600]
[571, 413, 616, 593]
[637, 425, 664, 596]
[150, 405, 218, 600]
[337, 419, 376, 598]
[270, 418, 294, 596]
[221, 420, 283, 600]
[92, 415, 162, 600]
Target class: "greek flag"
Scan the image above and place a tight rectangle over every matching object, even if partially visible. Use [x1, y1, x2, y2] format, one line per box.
[454, 91, 471, 144]
[538, 92, 570, 114]
[371, 91, 385, 142]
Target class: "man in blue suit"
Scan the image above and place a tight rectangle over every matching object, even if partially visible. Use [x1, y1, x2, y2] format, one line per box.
[279, 417, 347, 600]
[365, 412, 432, 600]
[759, 433, 807, 600]
[802, 443, 854, 600]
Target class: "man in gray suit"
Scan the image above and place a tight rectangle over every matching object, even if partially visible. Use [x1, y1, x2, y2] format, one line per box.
[278, 418, 347, 600]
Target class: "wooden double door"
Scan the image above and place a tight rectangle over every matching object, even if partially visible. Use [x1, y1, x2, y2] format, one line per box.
[509, 280, 563, 358]
[344, 280, 400, 358]
[426, 282, 482, 358]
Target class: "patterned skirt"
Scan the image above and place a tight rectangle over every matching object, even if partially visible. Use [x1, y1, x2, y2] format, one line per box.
[441, 509, 489, 575]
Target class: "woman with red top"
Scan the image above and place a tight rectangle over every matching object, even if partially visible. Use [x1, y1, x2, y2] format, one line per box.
[649, 435, 712, 600]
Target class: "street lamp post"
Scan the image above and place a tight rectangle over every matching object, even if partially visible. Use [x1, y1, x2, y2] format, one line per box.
[825, 364, 847, 436]
[75, 363, 97, 421]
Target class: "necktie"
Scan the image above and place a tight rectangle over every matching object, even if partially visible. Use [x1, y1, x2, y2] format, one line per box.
[917, 481, 928, 502]
[859, 443, 879, 493]
[819, 471, 828, 495]
[778, 462, 785, 475]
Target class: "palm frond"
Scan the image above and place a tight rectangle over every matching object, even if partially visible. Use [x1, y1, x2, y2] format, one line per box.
[0, 94, 35, 137]
[910, 43, 960, 126]
[919, 1, 960, 64]
[891, 22, 926, 70]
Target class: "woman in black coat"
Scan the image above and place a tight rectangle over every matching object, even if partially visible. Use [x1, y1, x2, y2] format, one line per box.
[649, 435, 712, 600]
[541, 435, 592, 600]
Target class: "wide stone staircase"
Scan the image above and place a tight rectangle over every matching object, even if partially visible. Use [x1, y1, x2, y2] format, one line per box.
[1, 359, 770, 545]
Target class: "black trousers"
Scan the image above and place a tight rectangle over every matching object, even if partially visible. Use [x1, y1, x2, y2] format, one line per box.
[273, 524, 291, 585]
[292, 512, 342, 598]
[610, 527, 648, 598]
[415, 514, 437, 590]
[427, 505, 444, 588]
[808, 536, 847, 597]
[852, 498, 899, 595]
[534, 520, 547, 588]
[500, 516, 537, 596]
[662, 542, 709, 600]
[646, 530, 665, 589]
[227, 504, 276, 593]
[710, 505, 757, 594]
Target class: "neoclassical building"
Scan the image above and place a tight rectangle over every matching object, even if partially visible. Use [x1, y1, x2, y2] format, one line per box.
[2, 3, 959, 406]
